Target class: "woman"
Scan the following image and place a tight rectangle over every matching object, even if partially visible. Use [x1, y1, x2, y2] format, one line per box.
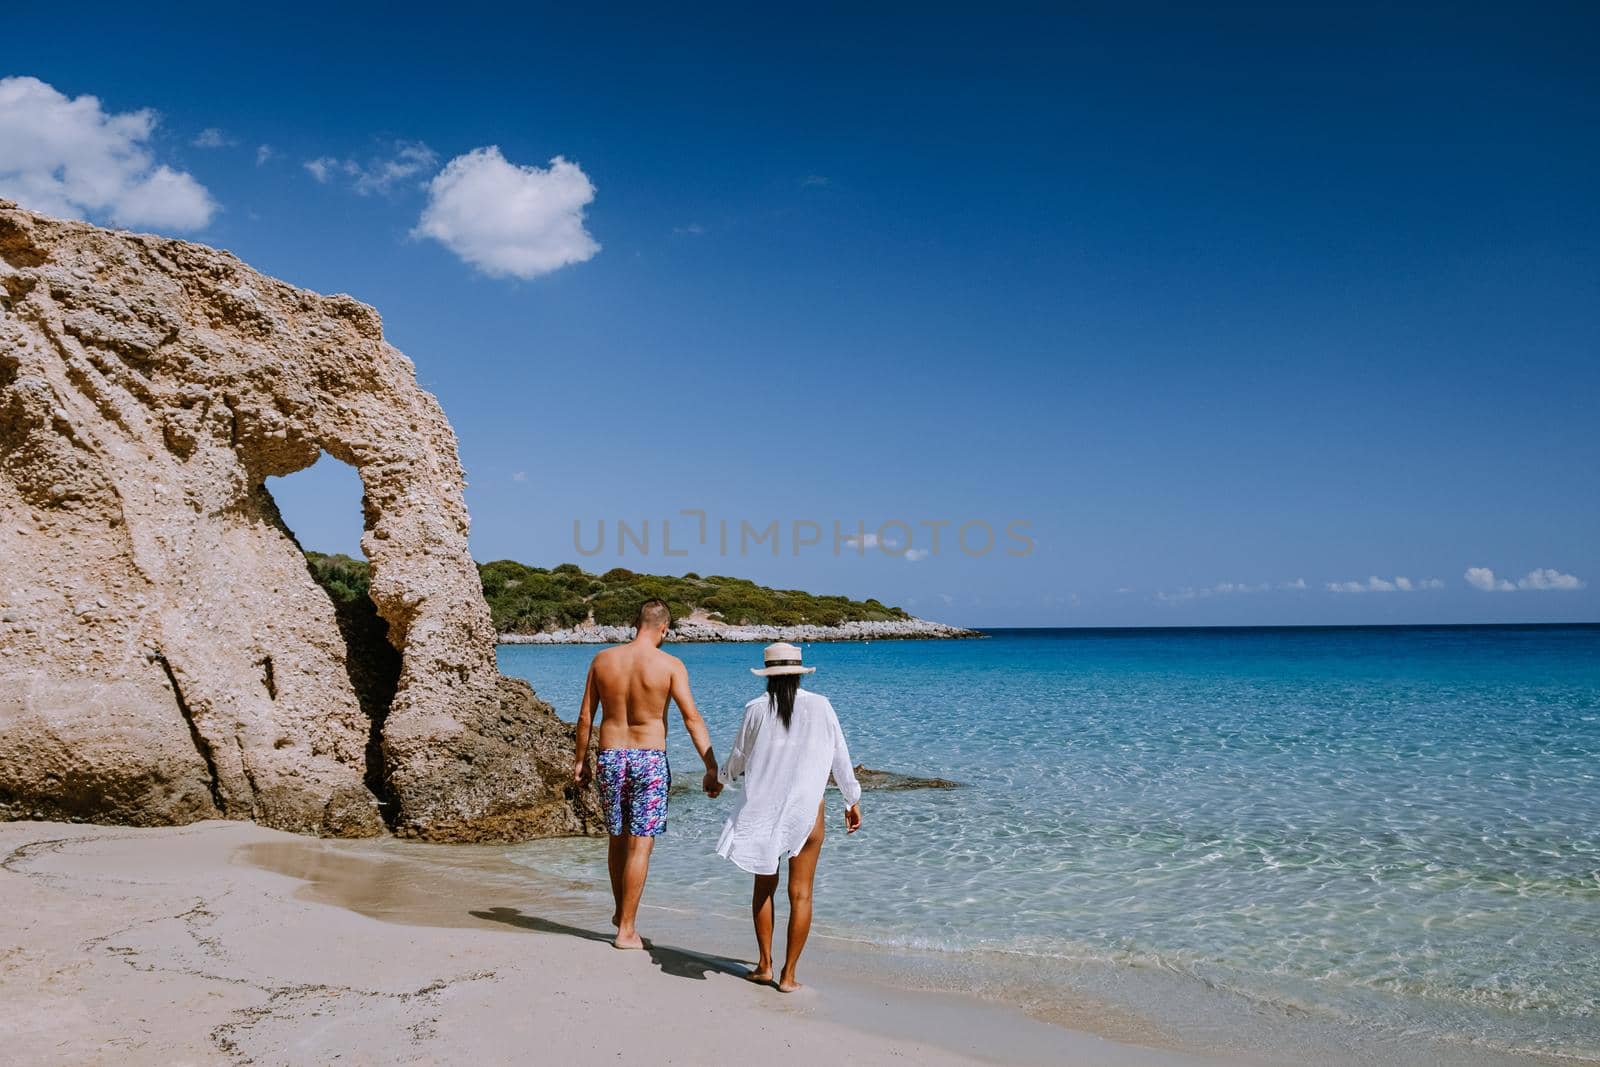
[717, 642, 862, 992]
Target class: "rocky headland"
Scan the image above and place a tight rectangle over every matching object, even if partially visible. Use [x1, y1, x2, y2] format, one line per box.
[500, 618, 981, 644]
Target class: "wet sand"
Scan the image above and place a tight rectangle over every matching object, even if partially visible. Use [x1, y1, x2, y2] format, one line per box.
[0, 820, 1220, 1065]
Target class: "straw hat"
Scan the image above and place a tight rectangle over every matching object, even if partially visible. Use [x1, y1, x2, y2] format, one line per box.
[750, 642, 815, 676]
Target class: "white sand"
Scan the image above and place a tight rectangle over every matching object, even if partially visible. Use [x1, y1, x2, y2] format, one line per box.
[0, 820, 1222, 1066]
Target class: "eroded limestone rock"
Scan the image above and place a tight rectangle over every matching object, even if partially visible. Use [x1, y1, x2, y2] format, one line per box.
[0, 201, 600, 841]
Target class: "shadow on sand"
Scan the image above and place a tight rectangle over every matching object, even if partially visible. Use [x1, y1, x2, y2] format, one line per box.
[469, 906, 753, 983]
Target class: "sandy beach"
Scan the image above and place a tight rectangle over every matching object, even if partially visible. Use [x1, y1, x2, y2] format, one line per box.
[0, 820, 1221, 1066]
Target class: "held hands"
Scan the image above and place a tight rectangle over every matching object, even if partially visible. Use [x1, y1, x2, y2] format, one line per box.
[702, 769, 723, 798]
[844, 803, 862, 834]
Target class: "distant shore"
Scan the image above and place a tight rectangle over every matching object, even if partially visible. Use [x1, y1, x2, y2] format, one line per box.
[498, 617, 982, 645]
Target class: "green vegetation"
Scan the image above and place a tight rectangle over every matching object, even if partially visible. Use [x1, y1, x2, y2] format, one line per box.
[304, 553, 910, 633]
[304, 551, 372, 608]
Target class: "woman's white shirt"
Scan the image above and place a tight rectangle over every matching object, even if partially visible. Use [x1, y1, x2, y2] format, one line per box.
[715, 688, 861, 875]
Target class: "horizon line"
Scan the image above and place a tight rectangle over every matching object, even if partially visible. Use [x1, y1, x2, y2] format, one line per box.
[961, 621, 1599, 633]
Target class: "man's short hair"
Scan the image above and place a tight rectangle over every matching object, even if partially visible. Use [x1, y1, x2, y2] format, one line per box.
[635, 599, 671, 630]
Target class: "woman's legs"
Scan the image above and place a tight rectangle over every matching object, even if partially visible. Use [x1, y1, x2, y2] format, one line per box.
[778, 803, 826, 992]
[748, 873, 780, 981]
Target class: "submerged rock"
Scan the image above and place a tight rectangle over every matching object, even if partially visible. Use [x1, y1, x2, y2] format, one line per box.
[850, 765, 963, 791]
[0, 201, 599, 841]
[675, 765, 962, 797]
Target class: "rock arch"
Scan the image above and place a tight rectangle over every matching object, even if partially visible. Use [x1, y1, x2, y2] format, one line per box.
[0, 201, 598, 840]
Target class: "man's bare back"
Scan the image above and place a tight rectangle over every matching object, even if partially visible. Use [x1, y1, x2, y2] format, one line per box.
[587, 641, 688, 751]
[570, 600, 722, 948]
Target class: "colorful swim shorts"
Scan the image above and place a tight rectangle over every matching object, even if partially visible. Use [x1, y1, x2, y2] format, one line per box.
[595, 748, 671, 837]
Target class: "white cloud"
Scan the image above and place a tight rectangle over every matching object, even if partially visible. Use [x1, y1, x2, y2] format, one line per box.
[1518, 567, 1585, 591]
[1325, 575, 1421, 594]
[1325, 575, 1441, 594]
[256, 145, 274, 166]
[511, 471, 527, 483]
[673, 222, 705, 236]
[843, 530, 926, 560]
[304, 141, 437, 195]
[0, 75, 216, 231]
[1279, 578, 1308, 590]
[1465, 567, 1516, 592]
[1156, 581, 1270, 602]
[352, 141, 436, 195]
[1469, 566, 1589, 592]
[801, 174, 830, 187]
[304, 157, 337, 183]
[414, 148, 599, 279]
[192, 127, 233, 148]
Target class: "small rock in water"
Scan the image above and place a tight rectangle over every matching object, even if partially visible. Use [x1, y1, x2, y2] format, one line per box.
[849, 765, 963, 791]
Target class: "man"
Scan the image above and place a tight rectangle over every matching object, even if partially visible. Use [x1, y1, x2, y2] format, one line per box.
[572, 599, 721, 949]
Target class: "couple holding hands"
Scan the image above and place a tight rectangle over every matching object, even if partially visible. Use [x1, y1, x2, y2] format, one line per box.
[572, 599, 862, 992]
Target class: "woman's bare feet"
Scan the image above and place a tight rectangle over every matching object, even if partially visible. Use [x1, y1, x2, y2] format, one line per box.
[612, 929, 644, 950]
[744, 966, 773, 983]
[776, 973, 802, 993]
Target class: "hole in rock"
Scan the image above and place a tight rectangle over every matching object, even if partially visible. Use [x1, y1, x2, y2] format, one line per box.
[267, 454, 366, 556]
[265, 454, 400, 820]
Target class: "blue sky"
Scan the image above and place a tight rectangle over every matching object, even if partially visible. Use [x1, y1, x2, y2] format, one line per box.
[4, 3, 1596, 627]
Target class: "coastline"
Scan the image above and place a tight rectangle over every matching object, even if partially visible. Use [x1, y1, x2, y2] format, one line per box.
[0, 820, 1212, 1066]
[498, 617, 982, 644]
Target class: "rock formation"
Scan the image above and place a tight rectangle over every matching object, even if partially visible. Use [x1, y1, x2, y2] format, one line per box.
[0, 201, 600, 841]
[849, 765, 962, 791]
[678, 764, 961, 796]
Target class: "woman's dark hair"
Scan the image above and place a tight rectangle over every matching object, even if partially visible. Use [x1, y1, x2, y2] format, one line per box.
[767, 674, 800, 729]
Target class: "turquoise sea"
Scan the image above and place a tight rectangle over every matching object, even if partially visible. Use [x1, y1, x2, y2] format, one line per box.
[498, 625, 1600, 1062]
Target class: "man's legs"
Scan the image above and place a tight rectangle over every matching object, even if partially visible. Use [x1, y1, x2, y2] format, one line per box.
[613, 834, 654, 949]
[612, 749, 668, 948]
[606, 835, 627, 927]
[748, 873, 780, 981]
[596, 750, 628, 929]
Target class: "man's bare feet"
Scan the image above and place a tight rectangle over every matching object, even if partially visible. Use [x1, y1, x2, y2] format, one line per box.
[776, 976, 803, 993]
[612, 930, 644, 950]
[744, 967, 773, 983]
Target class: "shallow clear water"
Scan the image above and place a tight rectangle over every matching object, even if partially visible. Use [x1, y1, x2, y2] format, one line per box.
[498, 625, 1600, 1060]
